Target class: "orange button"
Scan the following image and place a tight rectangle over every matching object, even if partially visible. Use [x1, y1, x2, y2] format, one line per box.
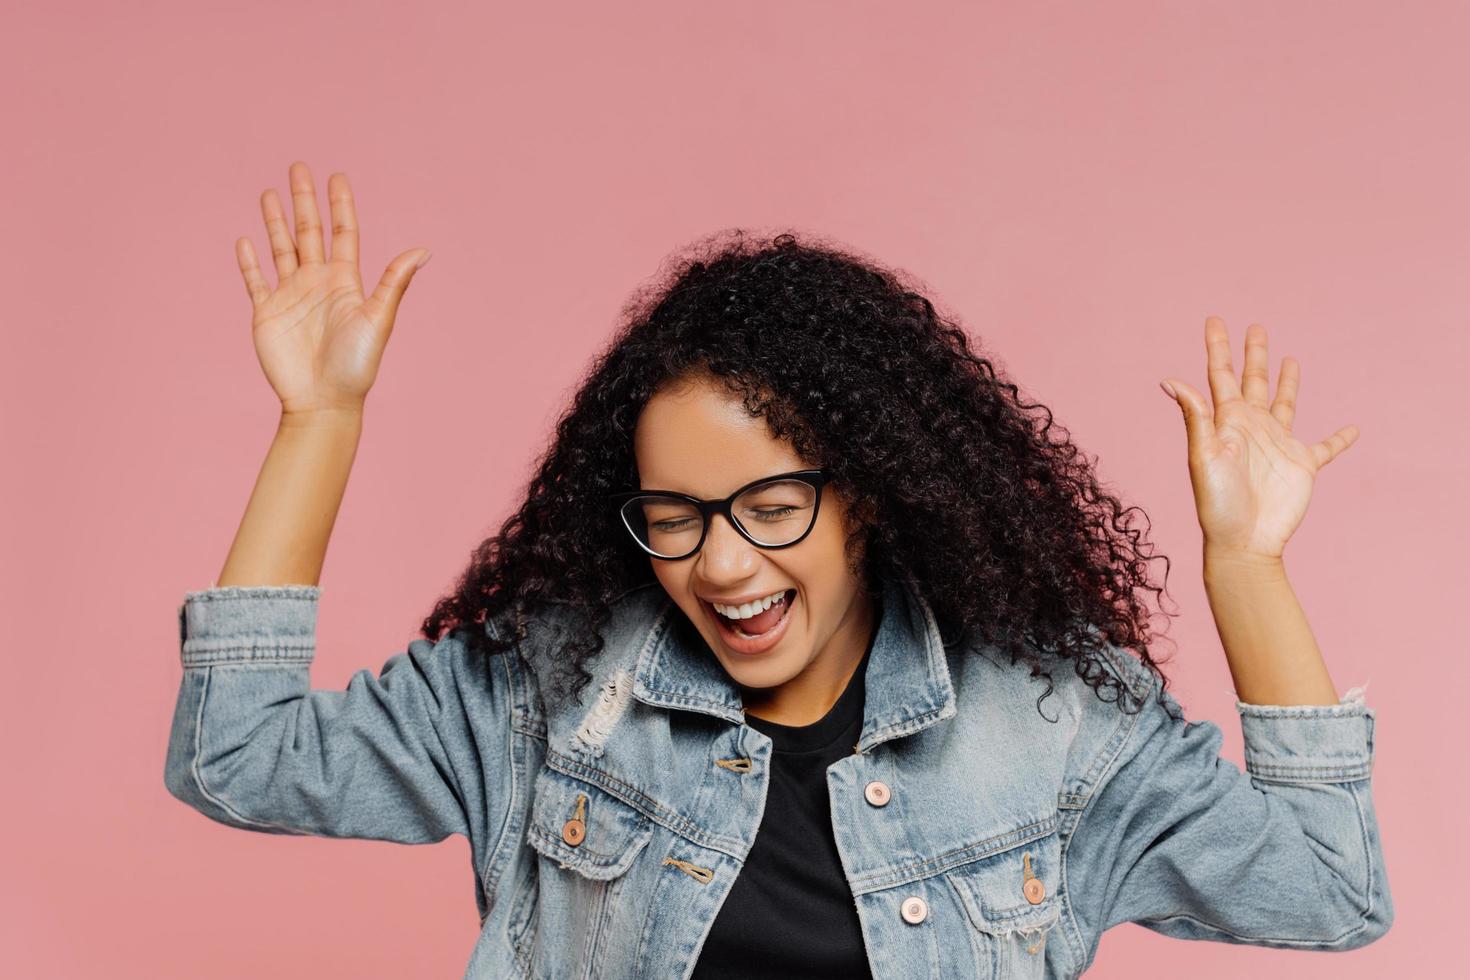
[864, 780, 891, 807]
[1024, 877, 1046, 904]
[561, 818, 585, 847]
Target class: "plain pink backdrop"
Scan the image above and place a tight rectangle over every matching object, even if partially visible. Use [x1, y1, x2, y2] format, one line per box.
[2, 1, 1463, 976]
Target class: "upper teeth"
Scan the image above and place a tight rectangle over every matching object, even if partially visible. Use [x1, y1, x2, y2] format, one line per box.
[713, 590, 788, 620]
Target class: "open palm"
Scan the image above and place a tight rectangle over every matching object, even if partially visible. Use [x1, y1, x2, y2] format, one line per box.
[236, 161, 430, 415]
[1160, 317, 1359, 560]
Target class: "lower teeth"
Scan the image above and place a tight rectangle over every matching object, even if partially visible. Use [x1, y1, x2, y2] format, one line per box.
[728, 596, 788, 639]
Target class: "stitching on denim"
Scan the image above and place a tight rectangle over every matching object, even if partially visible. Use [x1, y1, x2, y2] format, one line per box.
[504, 865, 540, 978]
[955, 873, 1062, 934]
[183, 585, 320, 602]
[546, 750, 743, 856]
[856, 702, 952, 753]
[944, 873, 1058, 976]
[479, 653, 525, 915]
[1095, 642, 1151, 705]
[1063, 686, 1150, 971]
[1237, 703, 1371, 718]
[512, 724, 549, 742]
[628, 604, 749, 720]
[546, 748, 744, 858]
[1241, 702, 1376, 784]
[854, 583, 959, 753]
[1135, 906, 1371, 946]
[529, 821, 647, 867]
[1338, 777, 1377, 937]
[510, 652, 549, 741]
[1053, 808, 1086, 971]
[190, 667, 295, 833]
[581, 871, 627, 980]
[1077, 670, 1379, 950]
[850, 815, 1059, 893]
[525, 789, 653, 886]
[183, 657, 314, 671]
[916, 587, 955, 688]
[1244, 761, 1373, 784]
[635, 687, 743, 721]
[181, 642, 314, 668]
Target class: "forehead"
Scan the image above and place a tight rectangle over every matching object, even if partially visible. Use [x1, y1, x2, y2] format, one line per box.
[634, 377, 805, 496]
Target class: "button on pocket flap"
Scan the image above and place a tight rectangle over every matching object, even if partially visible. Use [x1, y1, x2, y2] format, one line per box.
[526, 770, 653, 880]
[948, 832, 1062, 934]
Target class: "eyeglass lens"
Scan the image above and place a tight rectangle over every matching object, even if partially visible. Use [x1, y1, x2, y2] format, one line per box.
[621, 478, 818, 558]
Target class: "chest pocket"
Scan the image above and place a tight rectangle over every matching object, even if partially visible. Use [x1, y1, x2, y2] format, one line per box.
[526, 767, 654, 877]
[517, 767, 655, 979]
[945, 829, 1064, 978]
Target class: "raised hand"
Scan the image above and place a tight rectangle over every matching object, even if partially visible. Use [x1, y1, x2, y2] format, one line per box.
[235, 161, 431, 416]
[1159, 316, 1359, 562]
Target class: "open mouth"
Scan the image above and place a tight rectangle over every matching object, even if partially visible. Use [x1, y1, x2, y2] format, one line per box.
[703, 588, 797, 655]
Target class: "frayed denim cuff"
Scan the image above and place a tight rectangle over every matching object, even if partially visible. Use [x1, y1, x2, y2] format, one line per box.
[1235, 681, 1375, 784]
[177, 584, 321, 667]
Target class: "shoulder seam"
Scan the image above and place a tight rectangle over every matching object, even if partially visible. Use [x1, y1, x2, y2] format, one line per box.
[477, 649, 533, 912]
[1058, 659, 1153, 974]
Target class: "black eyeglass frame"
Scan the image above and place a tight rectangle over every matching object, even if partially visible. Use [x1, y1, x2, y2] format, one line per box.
[607, 468, 831, 561]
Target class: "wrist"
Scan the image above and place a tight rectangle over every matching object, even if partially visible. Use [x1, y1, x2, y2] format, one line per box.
[1203, 545, 1287, 583]
[279, 404, 364, 430]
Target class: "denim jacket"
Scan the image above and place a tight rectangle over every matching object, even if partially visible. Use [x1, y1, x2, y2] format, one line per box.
[164, 574, 1393, 978]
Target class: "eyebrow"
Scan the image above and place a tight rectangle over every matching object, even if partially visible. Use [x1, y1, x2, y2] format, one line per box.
[637, 469, 809, 499]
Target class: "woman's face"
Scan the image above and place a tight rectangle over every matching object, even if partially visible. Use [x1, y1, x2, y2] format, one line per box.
[633, 374, 874, 704]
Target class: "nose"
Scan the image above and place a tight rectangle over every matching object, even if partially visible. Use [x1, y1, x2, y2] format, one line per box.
[696, 512, 760, 576]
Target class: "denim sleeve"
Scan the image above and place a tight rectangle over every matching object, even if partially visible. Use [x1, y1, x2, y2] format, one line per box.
[163, 585, 503, 845]
[1064, 651, 1393, 964]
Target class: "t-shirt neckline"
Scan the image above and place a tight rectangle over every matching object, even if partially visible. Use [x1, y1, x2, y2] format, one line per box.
[743, 608, 880, 754]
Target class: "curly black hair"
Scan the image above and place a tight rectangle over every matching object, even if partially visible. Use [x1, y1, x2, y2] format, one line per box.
[421, 229, 1181, 719]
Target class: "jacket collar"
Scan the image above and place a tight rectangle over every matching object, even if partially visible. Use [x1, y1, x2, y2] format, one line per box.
[630, 574, 958, 751]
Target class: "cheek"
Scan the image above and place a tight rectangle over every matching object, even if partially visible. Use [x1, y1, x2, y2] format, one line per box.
[804, 514, 856, 583]
[799, 516, 866, 621]
[651, 565, 691, 614]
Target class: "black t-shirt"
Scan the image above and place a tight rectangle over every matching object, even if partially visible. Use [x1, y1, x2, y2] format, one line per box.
[690, 617, 879, 979]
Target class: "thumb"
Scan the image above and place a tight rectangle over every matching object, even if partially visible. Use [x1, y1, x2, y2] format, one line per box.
[366, 248, 431, 326]
[1159, 378, 1214, 449]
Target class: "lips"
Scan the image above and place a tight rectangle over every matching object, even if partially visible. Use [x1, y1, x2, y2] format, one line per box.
[704, 589, 796, 657]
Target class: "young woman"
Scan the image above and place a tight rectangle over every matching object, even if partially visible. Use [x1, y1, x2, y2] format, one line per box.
[164, 161, 1393, 978]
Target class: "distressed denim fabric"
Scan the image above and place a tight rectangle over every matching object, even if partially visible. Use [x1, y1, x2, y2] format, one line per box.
[164, 574, 1392, 978]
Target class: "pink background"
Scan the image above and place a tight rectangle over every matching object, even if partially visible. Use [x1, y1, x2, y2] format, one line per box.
[3, 1, 1463, 976]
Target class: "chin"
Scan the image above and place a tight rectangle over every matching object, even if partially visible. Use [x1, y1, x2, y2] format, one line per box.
[712, 649, 810, 691]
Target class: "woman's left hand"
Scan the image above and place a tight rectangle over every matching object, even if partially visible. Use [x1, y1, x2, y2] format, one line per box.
[1159, 316, 1359, 561]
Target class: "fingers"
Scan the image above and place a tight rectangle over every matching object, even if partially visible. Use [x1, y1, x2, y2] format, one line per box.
[259, 187, 297, 280]
[327, 172, 359, 267]
[288, 161, 325, 265]
[1311, 424, 1359, 470]
[235, 237, 271, 307]
[1159, 377, 1216, 452]
[1241, 323, 1271, 408]
[1270, 356, 1300, 434]
[1204, 315, 1244, 411]
[364, 248, 432, 328]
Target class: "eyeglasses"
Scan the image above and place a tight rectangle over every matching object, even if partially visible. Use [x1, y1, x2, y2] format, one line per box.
[608, 469, 830, 561]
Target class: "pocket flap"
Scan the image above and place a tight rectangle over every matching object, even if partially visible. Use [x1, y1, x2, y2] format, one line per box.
[948, 832, 1063, 934]
[526, 769, 653, 880]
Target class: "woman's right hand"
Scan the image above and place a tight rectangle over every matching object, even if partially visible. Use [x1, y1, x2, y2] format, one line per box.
[236, 161, 431, 417]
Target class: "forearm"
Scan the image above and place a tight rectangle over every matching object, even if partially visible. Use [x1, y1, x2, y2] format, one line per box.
[1201, 546, 1340, 706]
[215, 407, 365, 588]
